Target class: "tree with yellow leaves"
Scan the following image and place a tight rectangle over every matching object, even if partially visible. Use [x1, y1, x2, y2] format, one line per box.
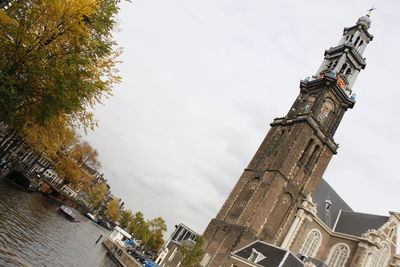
[106, 198, 121, 222]
[22, 115, 79, 163]
[70, 141, 101, 168]
[119, 209, 133, 228]
[0, 0, 124, 130]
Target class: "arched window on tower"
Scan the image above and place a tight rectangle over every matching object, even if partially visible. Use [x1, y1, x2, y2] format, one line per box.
[298, 139, 314, 166]
[327, 244, 349, 267]
[300, 229, 322, 257]
[354, 36, 361, 46]
[248, 177, 260, 190]
[305, 145, 320, 173]
[371, 242, 390, 267]
[339, 63, 348, 75]
[345, 67, 352, 78]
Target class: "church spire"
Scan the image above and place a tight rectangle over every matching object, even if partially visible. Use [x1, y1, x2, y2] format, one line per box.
[314, 13, 374, 95]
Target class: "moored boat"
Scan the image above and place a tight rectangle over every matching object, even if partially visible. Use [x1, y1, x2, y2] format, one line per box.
[86, 213, 99, 223]
[59, 205, 80, 222]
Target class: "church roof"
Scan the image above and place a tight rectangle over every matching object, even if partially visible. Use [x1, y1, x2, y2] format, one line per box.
[313, 179, 389, 237]
[312, 178, 353, 229]
[334, 210, 389, 237]
[232, 241, 304, 267]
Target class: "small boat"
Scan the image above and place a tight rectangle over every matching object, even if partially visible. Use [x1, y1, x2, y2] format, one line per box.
[86, 213, 99, 223]
[59, 205, 80, 222]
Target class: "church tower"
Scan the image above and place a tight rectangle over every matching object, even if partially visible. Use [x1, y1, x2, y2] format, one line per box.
[201, 14, 374, 266]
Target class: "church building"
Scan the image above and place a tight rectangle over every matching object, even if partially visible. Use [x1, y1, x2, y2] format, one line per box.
[201, 14, 400, 267]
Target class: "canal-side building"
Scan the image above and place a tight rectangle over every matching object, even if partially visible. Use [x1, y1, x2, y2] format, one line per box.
[156, 223, 199, 266]
[201, 14, 400, 267]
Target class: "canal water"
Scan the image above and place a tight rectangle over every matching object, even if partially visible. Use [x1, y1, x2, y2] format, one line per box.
[0, 177, 117, 267]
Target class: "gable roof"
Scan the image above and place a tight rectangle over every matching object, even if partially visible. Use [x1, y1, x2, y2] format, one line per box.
[334, 210, 389, 237]
[232, 241, 303, 267]
[312, 178, 353, 229]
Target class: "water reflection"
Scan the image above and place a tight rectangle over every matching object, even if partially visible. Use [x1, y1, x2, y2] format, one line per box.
[0, 177, 117, 267]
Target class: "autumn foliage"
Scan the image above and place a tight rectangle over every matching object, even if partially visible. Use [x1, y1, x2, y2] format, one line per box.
[0, 0, 122, 130]
[106, 198, 121, 222]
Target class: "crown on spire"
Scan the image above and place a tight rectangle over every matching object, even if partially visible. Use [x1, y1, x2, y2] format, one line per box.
[357, 6, 375, 29]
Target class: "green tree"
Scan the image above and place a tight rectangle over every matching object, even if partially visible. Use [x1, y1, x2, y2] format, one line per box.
[0, 0, 123, 130]
[180, 236, 205, 267]
[119, 209, 133, 228]
[144, 217, 167, 251]
[88, 182, 108, 209]
[128, 212, 148, 240]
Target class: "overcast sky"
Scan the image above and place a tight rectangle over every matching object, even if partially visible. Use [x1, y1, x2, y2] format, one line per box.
[85, 0, 400, 237]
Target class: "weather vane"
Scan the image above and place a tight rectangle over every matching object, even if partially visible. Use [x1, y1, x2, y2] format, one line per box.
[367, 5, 376, 15]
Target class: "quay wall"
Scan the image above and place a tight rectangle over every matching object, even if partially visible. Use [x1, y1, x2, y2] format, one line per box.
[102, 238, 141, 267]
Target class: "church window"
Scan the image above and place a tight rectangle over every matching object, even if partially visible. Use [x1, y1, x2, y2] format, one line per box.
[332, 60, 338, 69]
[354, 36, 361, 46]
[300, 229, 322, 257]
[345, 68, 352, 76]
[349, 34, 354, 42]
[358, 40, 364, 48]
[248, 177, 260, 190]
[325, 200, 332, 211]
[299, 139, 314, 165]
[371, 242, 390, 267]
[326, 60, 338, 70]
[339, 63, 347, 74]
[305, 145, 320, 172]
[327, 244, 349, 267]
[249, 182, 258, 190]
[389, 228, 394, 239]
[248, 249, 265, 263]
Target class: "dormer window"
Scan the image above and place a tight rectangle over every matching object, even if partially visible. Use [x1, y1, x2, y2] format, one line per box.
[325, 200, 332, 211]
[248, 249, 266, 263]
